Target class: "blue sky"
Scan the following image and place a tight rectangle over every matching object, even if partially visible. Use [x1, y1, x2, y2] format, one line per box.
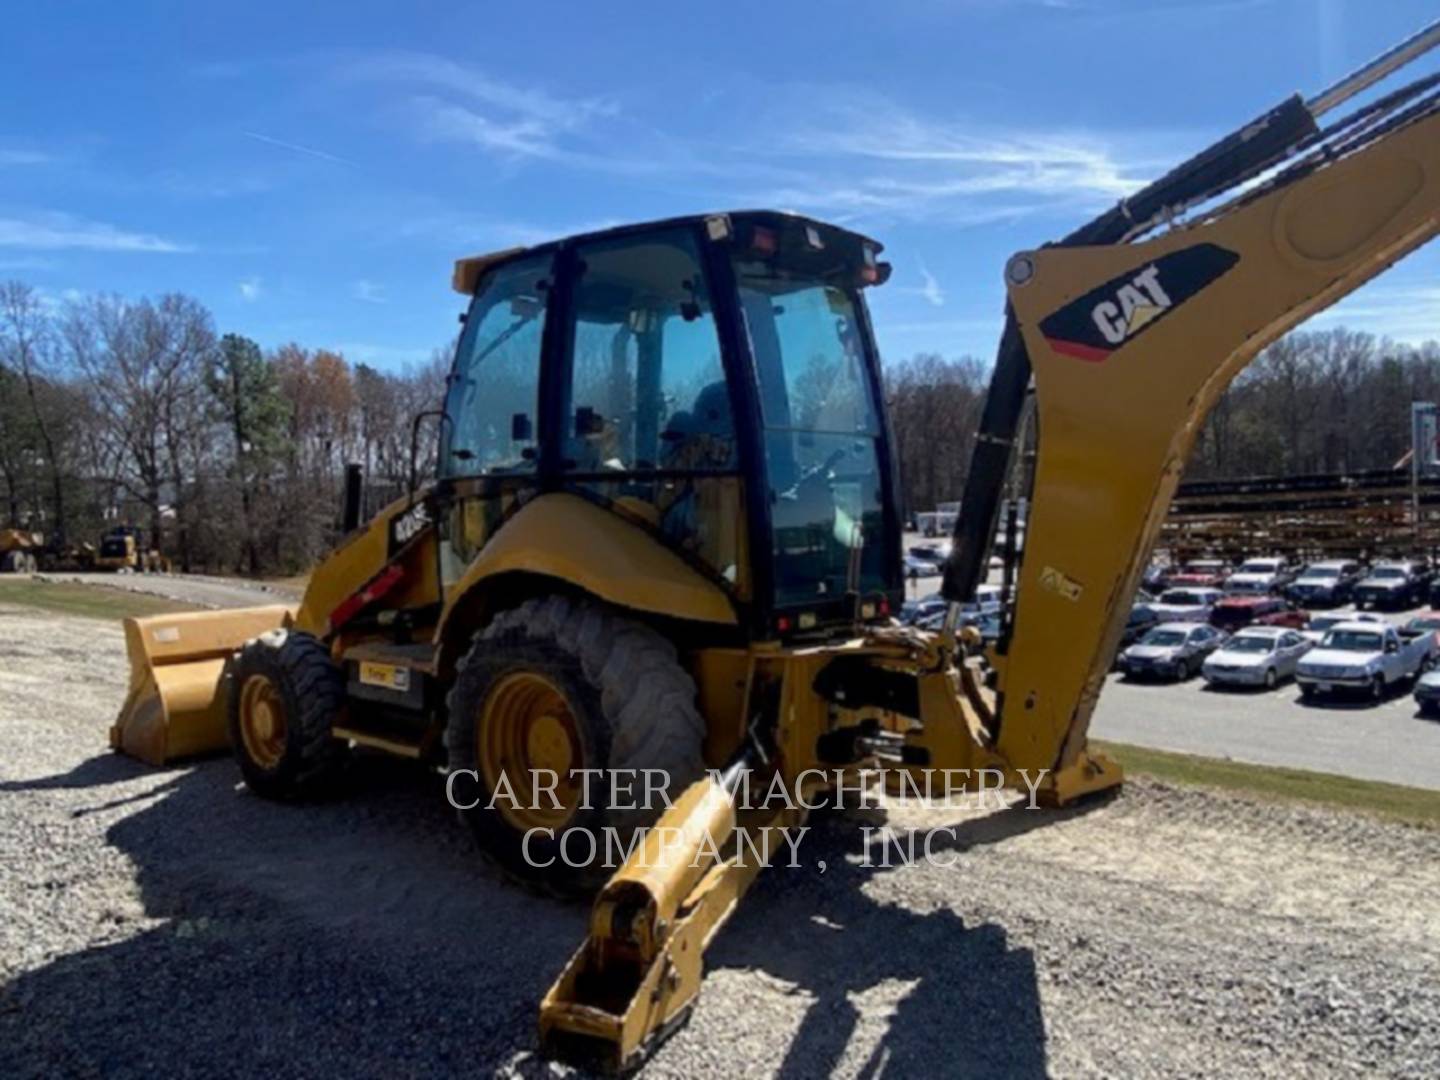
[2, 0, 1437, 371]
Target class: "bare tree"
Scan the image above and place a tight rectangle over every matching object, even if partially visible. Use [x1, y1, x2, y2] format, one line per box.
[65, 293, 216, 565]
[0, 282, 69, 540]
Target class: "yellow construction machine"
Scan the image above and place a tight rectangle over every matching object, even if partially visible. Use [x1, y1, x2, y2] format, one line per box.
[0, 528, 43, 573]
[95, 526, 168, 573]
[111, 19, 1440, 1071]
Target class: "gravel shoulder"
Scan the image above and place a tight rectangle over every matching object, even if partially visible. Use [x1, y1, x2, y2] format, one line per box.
[32, 570, 300, 610]
[3, 603, 1439, 1077]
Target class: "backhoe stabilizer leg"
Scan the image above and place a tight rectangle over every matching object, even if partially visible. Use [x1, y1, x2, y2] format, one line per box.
[537, 759, 795, 1071]
[1036, 749, 1123, 807]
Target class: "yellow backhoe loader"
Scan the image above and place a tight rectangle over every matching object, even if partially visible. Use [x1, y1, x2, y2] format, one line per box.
[95, 526, 169, 573]
[111, 19, 1440, 1071]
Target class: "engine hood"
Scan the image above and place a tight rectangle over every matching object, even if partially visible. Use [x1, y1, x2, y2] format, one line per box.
[1208, 650, 1269, 667]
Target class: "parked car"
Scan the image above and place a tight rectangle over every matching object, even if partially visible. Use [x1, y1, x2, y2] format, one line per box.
[907, 542, 951, 571]
[1413, 667, 1440, 716]
[1300, 610, 1385, 644]
[1202, 626, 1313, 689]
[1209, 594, 1307, 633]
[1148, 587, 1224, 622]
[1353, 561, 1429, 610]
[899, 591, 946, 624]
[1296, 621, 1437, 701]
[904, 554, 938, 578]
[1403, 612, 1440, 647]
[1224, 557, 1297, 595]
[1117, 603, 1161, 656]
[1119, 622, 1226, 681]
[1167, 559, 1231, 589]
[1286, 560, 1363, 607]
[903, 586, 1005, 630]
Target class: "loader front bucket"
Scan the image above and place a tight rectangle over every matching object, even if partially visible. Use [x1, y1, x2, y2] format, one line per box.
[111, 605, 295, 766]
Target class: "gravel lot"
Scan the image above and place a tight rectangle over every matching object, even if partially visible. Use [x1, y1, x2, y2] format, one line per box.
[33, 571, 300, 610]
[4, 601, 1440, 1077]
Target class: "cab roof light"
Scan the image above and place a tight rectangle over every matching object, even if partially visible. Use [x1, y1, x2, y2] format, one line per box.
[751, 226, 778, 254]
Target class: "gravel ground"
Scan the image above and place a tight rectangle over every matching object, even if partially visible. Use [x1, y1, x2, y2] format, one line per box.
[3, 602, 1440, 1078]
[32, 571, 300, 609]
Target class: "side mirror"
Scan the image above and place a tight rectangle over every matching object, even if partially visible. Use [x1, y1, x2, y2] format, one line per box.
[1386, 640, 1399, 653]
[511, 412, 533, 442]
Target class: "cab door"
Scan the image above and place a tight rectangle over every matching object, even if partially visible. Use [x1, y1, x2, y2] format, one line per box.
[437, 251, 555, 589]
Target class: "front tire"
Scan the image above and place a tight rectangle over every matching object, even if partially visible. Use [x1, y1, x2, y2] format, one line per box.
[1371, 674, 1386, 702]
[228, 629, 348, 799]
[445, 597, 706, 896]
[1264, 667, 1277, 690]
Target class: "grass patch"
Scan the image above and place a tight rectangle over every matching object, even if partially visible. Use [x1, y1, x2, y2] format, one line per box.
[1094, 739, 1440, 828]
[0, 578, 205, 621]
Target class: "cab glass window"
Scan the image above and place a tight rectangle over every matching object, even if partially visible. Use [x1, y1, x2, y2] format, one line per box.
[442, 253, 551, 476]
[564, 230, 733, 473]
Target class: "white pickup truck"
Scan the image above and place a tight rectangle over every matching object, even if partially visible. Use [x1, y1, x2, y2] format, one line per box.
[1296, 621, 1438, 701]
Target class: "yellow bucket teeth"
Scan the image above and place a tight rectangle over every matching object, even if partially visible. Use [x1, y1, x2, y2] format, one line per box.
[111, 605, 294, 766]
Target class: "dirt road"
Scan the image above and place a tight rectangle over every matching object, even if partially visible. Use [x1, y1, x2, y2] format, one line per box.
[3, 602, 1439, 1077]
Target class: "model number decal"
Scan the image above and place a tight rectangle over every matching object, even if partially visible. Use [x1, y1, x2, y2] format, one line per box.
[1039, 243, 1240, 363]
[388, 499, 432, 553]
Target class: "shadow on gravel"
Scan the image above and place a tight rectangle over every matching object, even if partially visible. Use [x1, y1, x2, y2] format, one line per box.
[705, 798, 1105, 1077]
[1, 756, 1091, 1078]
[0, 753, 584, 1077]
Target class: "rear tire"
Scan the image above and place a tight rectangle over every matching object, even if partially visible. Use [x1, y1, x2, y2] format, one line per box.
[228, 629, 348, 800]
[445, 596, 706, 897]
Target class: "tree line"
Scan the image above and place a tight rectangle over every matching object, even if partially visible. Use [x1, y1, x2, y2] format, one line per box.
[3, 274, 1436, 576]
[0, 281, 446, 574]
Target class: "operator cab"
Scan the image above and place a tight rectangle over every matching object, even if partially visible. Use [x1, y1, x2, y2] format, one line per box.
[440, 211, 902, 637]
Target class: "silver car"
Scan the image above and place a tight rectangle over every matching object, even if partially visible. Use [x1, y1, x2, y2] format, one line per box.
[1202, 626, 1312, 689]
[1120, 621, 1226, 681]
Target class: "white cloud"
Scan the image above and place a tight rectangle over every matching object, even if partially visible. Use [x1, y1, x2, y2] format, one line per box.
[0, 149, 50, 167]
[752, 96, 1154, 226]
[893, 262, 947, 307]
[352, 52, 616, 162]
[918, 264, 944, 307]
[0, 211, 189, 253]
[352, 279, 386, 304]
[238, 276, 262, 301]
[415, 98, 558, 158]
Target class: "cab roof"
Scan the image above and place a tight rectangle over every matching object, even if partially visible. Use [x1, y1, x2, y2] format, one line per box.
[451, 210, 884, 295]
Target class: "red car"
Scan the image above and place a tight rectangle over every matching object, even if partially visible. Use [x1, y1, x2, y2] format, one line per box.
[1168, 559, 1231, 589]
[1209, 594, 1307, 633]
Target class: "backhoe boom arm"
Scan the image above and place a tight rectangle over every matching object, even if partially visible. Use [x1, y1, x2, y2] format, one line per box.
[988, 91, 1440, 779]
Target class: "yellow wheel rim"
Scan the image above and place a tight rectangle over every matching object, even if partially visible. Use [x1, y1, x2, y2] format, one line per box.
[478, 672, 583, 831]
[239, 673, 288, 770]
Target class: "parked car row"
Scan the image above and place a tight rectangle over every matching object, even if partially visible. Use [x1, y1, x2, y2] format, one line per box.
[1117, 611, 1440, 711]
[1145, 555, 1440, 611]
